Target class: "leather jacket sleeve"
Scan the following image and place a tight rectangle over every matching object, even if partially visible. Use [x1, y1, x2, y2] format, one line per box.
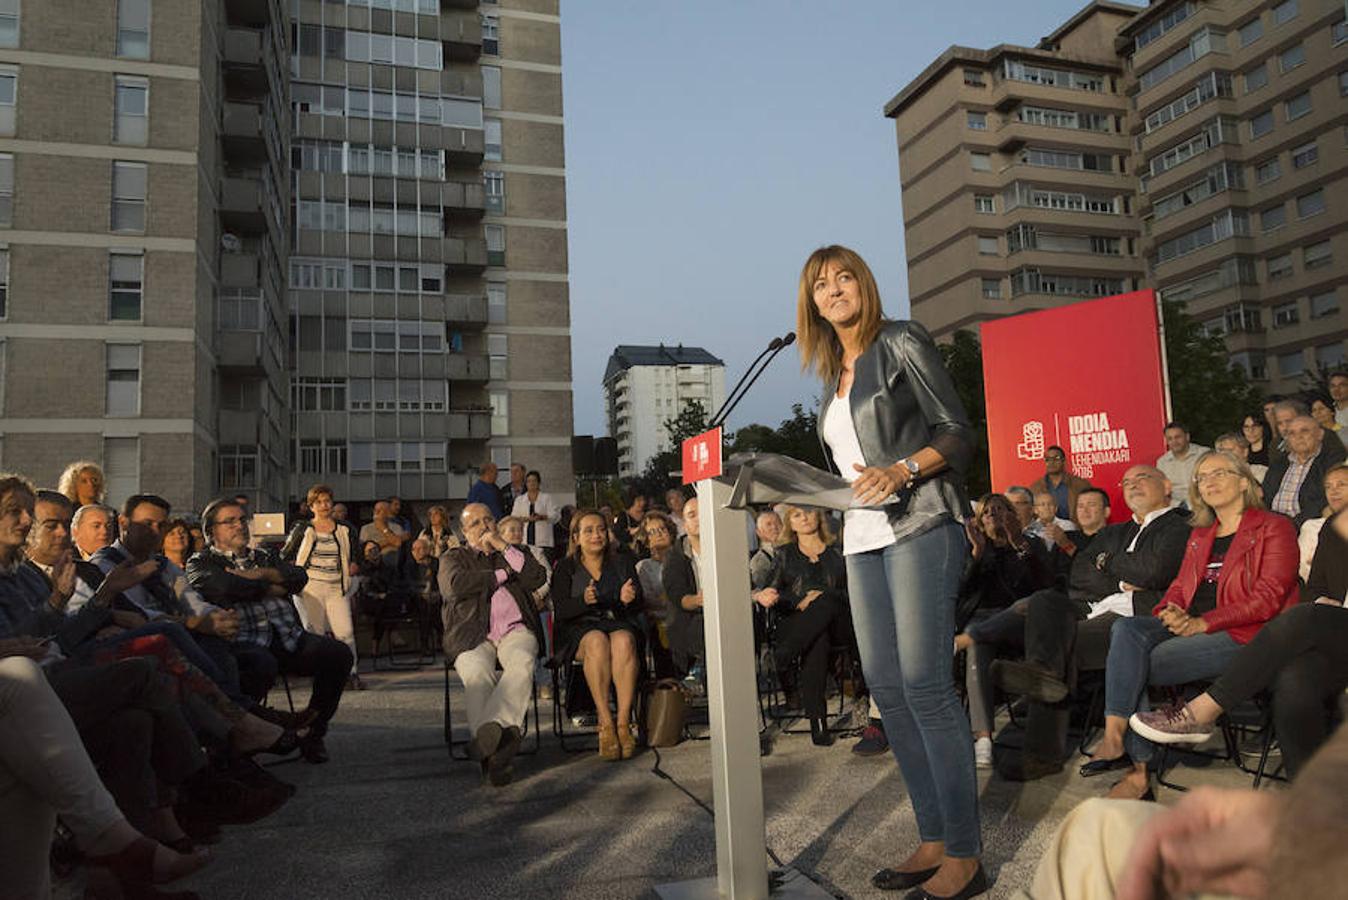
[1106, 512, 1190, 591]
[1202, 512, 1299, 633]
[895, 321, 974, 474]
[186, 551, 272, 606]
[281, 522, 307, 561]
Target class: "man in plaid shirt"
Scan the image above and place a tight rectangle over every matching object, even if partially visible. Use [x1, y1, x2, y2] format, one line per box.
[187, 498, 352, 764]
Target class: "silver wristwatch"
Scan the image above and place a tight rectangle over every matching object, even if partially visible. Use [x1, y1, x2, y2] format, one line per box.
[898, 457, 920, 478]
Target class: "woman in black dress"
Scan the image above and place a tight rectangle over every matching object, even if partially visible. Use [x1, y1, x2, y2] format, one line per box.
[551, 509, 643, 761]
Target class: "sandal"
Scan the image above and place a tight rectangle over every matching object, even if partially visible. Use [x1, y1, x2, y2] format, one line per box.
[597, 723, 620, 761]
[85, 836, 211, 891]
[617, 722, 637, 759]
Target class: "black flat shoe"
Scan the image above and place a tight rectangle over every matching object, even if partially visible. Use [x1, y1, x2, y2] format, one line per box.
[872, 865, 940, 891]
[903, 864, 988, 900]
[1079, 754, 1132, 777]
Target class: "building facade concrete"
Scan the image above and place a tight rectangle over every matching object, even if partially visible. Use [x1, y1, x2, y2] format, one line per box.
[603, 345, 725, 478]
[887, 0, 1347, 394]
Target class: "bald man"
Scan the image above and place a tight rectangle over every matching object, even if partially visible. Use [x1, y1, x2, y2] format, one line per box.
[439, 503, 548, 787]
[1264, 414, 1348, 528]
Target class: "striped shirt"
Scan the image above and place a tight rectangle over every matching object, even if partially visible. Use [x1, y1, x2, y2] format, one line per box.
[306, 532, 343, 584]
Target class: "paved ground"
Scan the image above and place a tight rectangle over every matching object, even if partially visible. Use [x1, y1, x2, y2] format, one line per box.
[154, 662, 1262, 900]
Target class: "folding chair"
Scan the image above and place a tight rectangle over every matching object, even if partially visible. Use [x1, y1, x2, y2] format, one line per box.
[366, 585, 433, 671]
[1155, 694, 1287, 791]
[442, 659, 540, 762]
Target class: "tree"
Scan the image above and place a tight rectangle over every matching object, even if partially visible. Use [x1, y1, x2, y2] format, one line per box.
[1161, 300, 1263, 443]
[939, 330, 991, 497]
[727, 403, 826, 469]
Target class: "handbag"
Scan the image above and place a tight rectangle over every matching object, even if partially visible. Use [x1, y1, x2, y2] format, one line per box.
[642, 678, 686, 748]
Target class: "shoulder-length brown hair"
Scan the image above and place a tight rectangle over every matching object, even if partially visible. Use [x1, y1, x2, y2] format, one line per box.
[777, 505, 837, 547]
[796, 245, 886, 386]
[1187, 450, 1263, 528]
[566, 508, 614, 560]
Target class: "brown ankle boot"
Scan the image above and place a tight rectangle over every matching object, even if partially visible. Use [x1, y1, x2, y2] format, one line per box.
[617, 722, 637, 759]
[597, 723, 620, 761]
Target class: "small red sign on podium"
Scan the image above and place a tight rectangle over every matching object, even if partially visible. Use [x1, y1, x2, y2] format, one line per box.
[681, 427, 723, 485]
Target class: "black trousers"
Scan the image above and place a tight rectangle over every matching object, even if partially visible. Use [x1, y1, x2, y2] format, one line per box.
[47, 657, 204, 830]
[772, 593, 852, 719]
[1023, 588, 1117, 686]
[1208, 603, 1348, 778]
[257, 632, 353, 735]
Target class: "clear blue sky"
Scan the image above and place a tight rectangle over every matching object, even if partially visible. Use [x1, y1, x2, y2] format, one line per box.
[560, 0, 1092, 436]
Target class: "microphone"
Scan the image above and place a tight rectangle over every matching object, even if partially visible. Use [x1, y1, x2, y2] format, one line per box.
[709, 332, 795, 429]
[708, 335, 782, 429]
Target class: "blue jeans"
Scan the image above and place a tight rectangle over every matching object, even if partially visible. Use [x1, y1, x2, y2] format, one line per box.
[1104, 615, 1241, 763]
[846, 521, 982, 857]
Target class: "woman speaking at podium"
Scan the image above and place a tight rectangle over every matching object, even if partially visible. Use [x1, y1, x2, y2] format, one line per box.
[799, 245, 985, 900]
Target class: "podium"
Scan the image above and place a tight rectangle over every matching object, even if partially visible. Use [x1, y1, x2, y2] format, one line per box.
[655, 453, 858, 900]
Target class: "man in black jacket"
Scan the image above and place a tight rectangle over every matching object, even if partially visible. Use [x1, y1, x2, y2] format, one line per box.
[186, 498, 352, 764]
[991, 465, 1191, 779]
[1263, 414, 1348, 529]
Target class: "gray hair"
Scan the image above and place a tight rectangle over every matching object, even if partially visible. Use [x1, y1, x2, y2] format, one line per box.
[1005, 486, 1033, 502]
[71, 503, 115, 530]
[1274, 398, 1310, 417]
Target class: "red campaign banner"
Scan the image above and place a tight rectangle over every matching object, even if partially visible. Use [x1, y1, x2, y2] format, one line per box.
[682, 427, 724, 485]
[981, 290, 1170, 523]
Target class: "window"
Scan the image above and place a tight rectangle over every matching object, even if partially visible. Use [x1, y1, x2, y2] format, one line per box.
[1148, 115, 1240, 176]
[1138, 26, 1222, 93]
[1261, 203, 1286, 232]
[484, 118, 502, 161]
[116, 0, 150, 59]
[483, 170, 504, 213]
[1255, 156, 1281, 184]
[1150, 162, 1243, 220]
[0, 153, 11, 226]
[1158, 257, 1258, 304]
[1303, 240, 1332, 270]
[980, 278, 1000, 299]
[220, 290, 260, 331]
[111, 162, 146, 232]
[1290, 140, 1317, 169]
[481, 14, 499, 54]
[973, 194, 995, 213]
[1310, 290, 1340, 319]
[1238, 17, 1263, 47]
[1284, 91, 1311, 121]
[966, 111, 986, 130]
[1018, 105, 1111, 132]
[970, 152, 991, 172]
[0, 248, 7, 318]
[218, 446, 258, 490]
[1249, 109, 1273, 138]
[1244, 64, 1268, 93]
[1009, 268, 1123, 298]
[1272, 1, 1297, 26]
[1273, 301, 1300, 328]
[0, 0, 16, 48]
[1135, 2, 1194, 49]
[1143, 72, 1232, 133]
[487, 281, 506, 324]
[482, 65, 501, 109]
[109, 253, 142, 320]
[963, 68, 985, 87]
[1267, 252, 1292, 280]
[105, 344, 140, 415]
[1152, 210, 1249, 266]
[490, 391, 509, 435]
[1318, 342, 1345, 369]
[0, 70, 15, 136]
[1279, 44, 1304, 72]
[485, 223, 505, 265]
[298, 438, 347, 474]
[1297, 189, 1325, 219]
[1341, 70, 1348, 95]
[1277, 350, 1304, 376]
[343, 29, 441, 69]
[1335, 18, 1348, 46]
[1003, 182, 1119, 214]
[487, 333, 507, 379]
[977, 236, 998, 255]
[291, 377, 346, 412]
[114, 76, 148, 145]
[103, 437, 139, 502]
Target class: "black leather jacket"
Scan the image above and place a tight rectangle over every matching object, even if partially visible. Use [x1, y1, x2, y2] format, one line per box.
[817, 319, 973, 543]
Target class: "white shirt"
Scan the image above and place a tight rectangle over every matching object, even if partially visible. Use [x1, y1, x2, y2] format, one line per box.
[1025, 516, 1077, 551]
[1298, 517, 1326, 583]
[1156, 445, 1210, 508]
[1087, 507, 1170, 620]
[822, 395, 896, 555]
[510, 491, 557, 549]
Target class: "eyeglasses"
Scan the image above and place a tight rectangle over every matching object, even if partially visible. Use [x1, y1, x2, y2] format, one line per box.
[1119, 474, 1158, 489]
[215, 516, 246, 527]
[1044, 454, 1065, 462]
[1193, 469, 1240, 485]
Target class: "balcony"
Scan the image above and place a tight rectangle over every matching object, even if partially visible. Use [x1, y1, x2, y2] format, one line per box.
[219, 408, 263, 445]
[220, 251, 260, 289]
[222, 29, 267, 96]
[442, 12, 482, 61]
[217, 331, 268, 375]
[443, 238, 488, 274]
[446, 353, 490, 382]
[219, 176, 266, 233]
[445, 294, 488, 327]
[442, 126, 485, 167]
[221, 102, 266, 161]
[223, 0, 271, 28]
[446, 409, 492, 439]
[443, 180, 486, 219]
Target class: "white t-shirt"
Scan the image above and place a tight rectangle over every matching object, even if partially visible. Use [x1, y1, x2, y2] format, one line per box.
[822, 395, 897, 555]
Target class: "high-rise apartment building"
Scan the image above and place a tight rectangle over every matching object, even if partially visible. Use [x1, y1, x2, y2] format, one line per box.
[287, 0, 575, 514]
[0, 0, 291, 511]
[886, 0, 1348, 394]
[603, 345, 725, 478]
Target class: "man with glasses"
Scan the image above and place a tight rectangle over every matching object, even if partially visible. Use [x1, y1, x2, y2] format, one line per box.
[1030, 445, 1092, 522]
[1156, 423, 1209, 508]
[1264, 414, 1348, 529]
[990, 466, 1190, 780]
[187, 499, 352, 764]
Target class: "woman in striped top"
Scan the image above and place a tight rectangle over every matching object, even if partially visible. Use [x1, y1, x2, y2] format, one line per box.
[283, 484, 361, 690]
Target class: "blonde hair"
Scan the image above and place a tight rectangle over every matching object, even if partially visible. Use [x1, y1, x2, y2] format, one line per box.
[777, 504, 837, 548]
[497, 515, 525, 538]
[1187, 450, 1264, 528]
[57, 461, 106, 505]
[796, 245, 885, 386]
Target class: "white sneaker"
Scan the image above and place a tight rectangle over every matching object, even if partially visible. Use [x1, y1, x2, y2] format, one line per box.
[974, 736, 993, 769]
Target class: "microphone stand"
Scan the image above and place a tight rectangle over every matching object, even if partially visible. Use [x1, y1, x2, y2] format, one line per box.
[708, 336, 781, 429]
[709, 333, 795, 430]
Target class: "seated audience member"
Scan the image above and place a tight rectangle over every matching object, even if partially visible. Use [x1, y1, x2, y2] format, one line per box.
[160, 518, 193, 571]
[955, 494, 1053, 767]
[1310, 392, 1346, 449]
[1241, 411, 1272, 466]
[752, 505, 853, 746]
[634, 511, 679, 678]
[498, 516, 550, 609]
[0, 652, 211, 900]
[440, 503, 548, 785]
[1297, 463, 1348, 581]
[284, 484, 360, 690]
[510, 470, 559, 562]
[72, 502, 115, 561]
[188, 498, 352, 764]
[1084, 451, 1298, 800]
[466, 462, 504, 520]
[1270, 396, 1310, 460]
[1155, 422, 1209, 508]
[665, 488, 688, 534]
[613, 490, 647, 555]
[1213, 430, 1266, 487]
[408, 537, 443, 654]
[359, 500, 408, 571]
[58, 460, 107, 510]
[419, 504, 460, 558]
[330, 502, 356, 543]
[662, 496, 706, 687]
[748, 509, 783, 590]
[1264, 413, 1348, 529]
[1025, 490, 1078, 551]
[188, 523, 206, 554]
[1005, 486, 1035, 529]
[1029, 445, 1090, 521]
[1021, 720, 1348, 900]
[552, 509, 643, 761]
[990, 469, 1189, 780]
[1132, 503, 1348, 777]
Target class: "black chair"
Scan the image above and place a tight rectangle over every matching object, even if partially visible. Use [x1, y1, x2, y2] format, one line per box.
[360, 582, 433, 671]
[442, 659, 540, 762]
[1155, 695, 1286, 791]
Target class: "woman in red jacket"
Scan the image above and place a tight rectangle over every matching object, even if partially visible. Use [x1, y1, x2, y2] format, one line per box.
[1080, 450, 1299, 799]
